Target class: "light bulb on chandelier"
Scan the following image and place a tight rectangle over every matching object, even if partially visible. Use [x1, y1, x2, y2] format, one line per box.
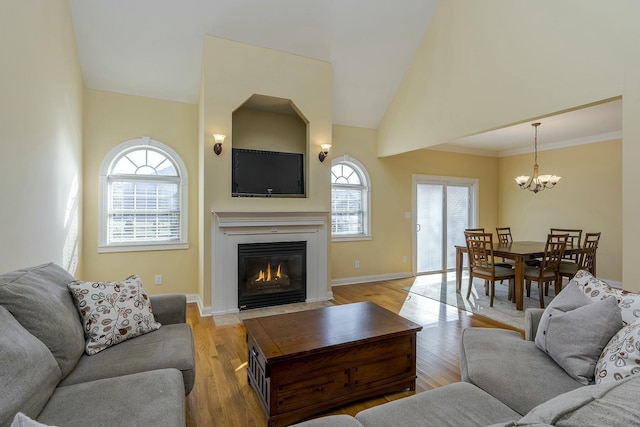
[514, 122, 561, 193]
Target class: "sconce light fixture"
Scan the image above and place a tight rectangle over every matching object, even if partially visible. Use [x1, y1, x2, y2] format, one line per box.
[318, 143, 332, 162]
[212, 134, 226, 155]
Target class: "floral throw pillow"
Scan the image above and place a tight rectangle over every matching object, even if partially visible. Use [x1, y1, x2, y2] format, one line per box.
[595, 319, 640, 384]
[570, 270, 640, 326]
[68, 275, 161, 355]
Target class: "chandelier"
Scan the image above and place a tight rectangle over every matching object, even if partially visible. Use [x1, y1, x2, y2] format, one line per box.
[514, 122, 560, 193]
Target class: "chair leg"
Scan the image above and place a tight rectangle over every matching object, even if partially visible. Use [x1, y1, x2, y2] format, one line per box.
[484, 280, 489, 296]
[538, 282, 545, 308]
[554, 274, 562, 295]
[490, 281, 495, 307]
[525, 279, 531, 297]
[466, 275, 473, 300]
[507, 279, 513, 302]
[544, 282, 549, 296]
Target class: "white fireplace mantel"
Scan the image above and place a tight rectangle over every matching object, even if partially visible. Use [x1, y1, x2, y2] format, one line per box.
[211, 211, 331, 315]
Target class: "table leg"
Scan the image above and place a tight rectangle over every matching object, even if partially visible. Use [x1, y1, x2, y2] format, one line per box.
[456, 247, 463, 293]
[515, 255, 524, 311]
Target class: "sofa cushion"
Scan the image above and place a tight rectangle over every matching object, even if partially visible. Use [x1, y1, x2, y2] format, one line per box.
[595, 318, 640, 384]
[460, 327, 583, 415]
[37, 369, 185, 427]
[534, 282, 622, 385]
[355, 382, 520, 427]
[58, 323, 195, 394]
[68, 275, 161, 355]
[10, 413, 56, 427]
[515, 373, 640, 426]
[290, 415, 364, 427]
[571, 269, 640, 325]
[0, 263, 85, 378]
[0, 305, 61, 427]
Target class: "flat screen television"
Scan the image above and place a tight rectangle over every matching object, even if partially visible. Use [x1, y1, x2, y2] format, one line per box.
[232, 148, 305, 197]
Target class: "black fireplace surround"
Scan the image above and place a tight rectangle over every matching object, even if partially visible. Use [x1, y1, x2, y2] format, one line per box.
[237, 241, 307, 310]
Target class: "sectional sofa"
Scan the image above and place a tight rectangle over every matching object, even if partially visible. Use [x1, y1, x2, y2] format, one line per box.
[293, 271, 640, 426]
[0, 263, 195, 427]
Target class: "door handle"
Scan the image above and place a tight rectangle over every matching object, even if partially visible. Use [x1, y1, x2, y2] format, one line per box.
[416, 223, 422, 232]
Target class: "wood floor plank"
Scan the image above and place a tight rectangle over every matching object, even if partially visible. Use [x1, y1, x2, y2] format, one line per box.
[185, 277, 521, 426]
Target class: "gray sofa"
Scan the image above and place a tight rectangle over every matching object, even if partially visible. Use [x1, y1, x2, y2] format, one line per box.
[0, 263, 195, 427]
[292, 308, 640, 426]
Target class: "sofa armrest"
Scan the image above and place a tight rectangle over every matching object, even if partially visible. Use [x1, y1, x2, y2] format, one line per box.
[525, 308, 545, 341]
[150, 294, 187, 325]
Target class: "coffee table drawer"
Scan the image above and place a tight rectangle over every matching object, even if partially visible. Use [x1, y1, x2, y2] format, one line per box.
[276, 369, 349, 411]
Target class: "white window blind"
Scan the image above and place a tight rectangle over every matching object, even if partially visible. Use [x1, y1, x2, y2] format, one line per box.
[108, 177, 181, 244]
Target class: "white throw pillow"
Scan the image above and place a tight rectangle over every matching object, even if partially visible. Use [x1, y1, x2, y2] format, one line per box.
[595, 318, 640, 384]
[570, 270, 640, 325]
[535, 282, 623, 385]
[68, 275, 161, 355]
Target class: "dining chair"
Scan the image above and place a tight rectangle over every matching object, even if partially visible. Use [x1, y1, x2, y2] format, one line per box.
[550, 228, 582, 262]
[524, 233, 569, 308]
[495, 227, 512, 244]
[558, 232, 601, 282]
[464, 232, 516, 307]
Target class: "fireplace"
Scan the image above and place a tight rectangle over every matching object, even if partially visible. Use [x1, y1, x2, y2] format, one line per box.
[238, 241, 307, 310]
[211, 211, 329, 315]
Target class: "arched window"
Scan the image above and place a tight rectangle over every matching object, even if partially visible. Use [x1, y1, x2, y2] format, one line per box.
[330, 156, 371, 240]
[99, 137, 188, 252]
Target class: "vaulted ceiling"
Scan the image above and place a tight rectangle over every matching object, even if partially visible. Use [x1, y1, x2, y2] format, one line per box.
[68, 0, 622, 154]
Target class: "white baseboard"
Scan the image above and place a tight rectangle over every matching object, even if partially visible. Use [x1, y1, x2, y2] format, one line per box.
[331, 271, 413, 287]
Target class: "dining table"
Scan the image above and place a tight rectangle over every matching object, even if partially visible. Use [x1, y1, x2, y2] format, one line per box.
[454, 241, 584, 311]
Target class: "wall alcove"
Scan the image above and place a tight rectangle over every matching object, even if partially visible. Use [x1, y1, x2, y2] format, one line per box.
[231, 94, 309, 198]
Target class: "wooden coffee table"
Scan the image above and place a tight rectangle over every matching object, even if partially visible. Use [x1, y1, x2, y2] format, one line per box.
[244, 302, 423, 427]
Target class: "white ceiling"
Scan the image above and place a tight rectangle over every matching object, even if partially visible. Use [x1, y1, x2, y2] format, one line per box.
[68, 1, 622, 154]
[437, 98, 623, 157]
[68, 0, 440, 130]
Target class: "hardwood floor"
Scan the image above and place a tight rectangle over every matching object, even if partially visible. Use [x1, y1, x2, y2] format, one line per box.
[185, 277, 522, 426]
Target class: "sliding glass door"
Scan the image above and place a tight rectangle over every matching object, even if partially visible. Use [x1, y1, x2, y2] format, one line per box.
[414, 176, 477, 274]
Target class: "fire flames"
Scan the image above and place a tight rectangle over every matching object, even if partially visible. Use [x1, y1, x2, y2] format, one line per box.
[255, 263, 283, 282]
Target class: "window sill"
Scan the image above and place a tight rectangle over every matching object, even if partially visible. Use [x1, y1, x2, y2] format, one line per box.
[331, 235, 372, 243]
[98, 242, 189, 253]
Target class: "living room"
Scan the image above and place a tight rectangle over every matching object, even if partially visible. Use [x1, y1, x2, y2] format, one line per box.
[1, 1, 639, 426]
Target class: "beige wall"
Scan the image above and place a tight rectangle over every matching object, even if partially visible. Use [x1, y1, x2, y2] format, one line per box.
[377, 0, 640, 291]
[331, 125, 499, 281]
[82, 90, 199, 296]
[233, 108, 306, 153]
[199, 36, 333, 307]
[0, 0, 83, 275]
[622, 3, 640, 292]
[378, 0, 624, 156]
[499, 140, 622, 283]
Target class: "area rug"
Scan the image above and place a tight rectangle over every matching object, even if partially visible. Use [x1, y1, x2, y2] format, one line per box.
[403, 272, 556, 330]
[213, 300, 335, 326]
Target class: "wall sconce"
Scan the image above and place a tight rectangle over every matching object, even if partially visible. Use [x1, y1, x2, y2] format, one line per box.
[212, 134, 226, 155]
[318, 144, 332, 162]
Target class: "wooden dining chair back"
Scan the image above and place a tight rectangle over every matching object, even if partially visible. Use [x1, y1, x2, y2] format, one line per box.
[464, 232, 515, 307]
[496, 227, 513, 244]
[558, 232, 601, 282]
[550, 228, 582, 261]
[465, 228, 485, 233]
[524, 233, 568, 308]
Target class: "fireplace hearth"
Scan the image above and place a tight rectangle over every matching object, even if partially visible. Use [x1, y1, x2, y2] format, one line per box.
[238, 241, 306, 310]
